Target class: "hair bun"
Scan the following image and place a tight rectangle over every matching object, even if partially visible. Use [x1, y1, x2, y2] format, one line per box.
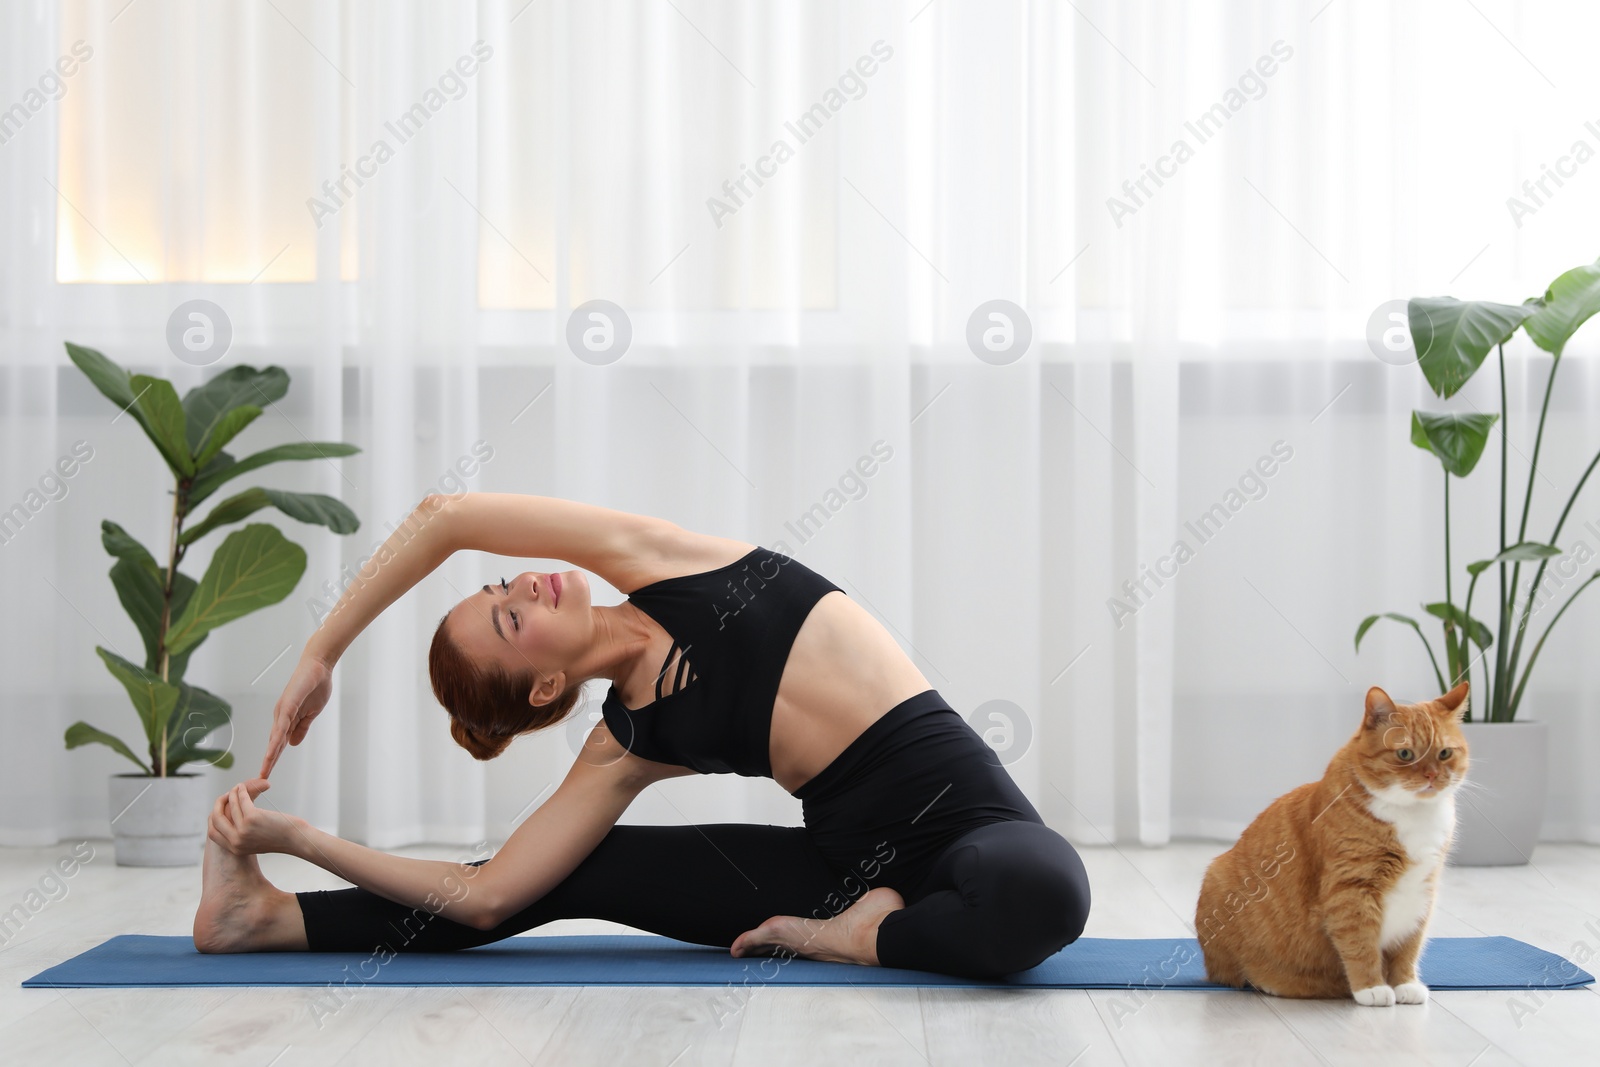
[450, 716, 512, 761]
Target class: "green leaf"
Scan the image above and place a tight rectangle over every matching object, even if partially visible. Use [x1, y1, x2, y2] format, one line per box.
[109, 557, 165, 673]
[193, 405, 262, 470]
[65, 342, 141, 412]
[180, 487, 360, 545]
[129, 374, 197, 477]
[100, 520, 161, 578]
[193, 448, 235, 480]
[94, 646, 179, 753]
[1409, 298, 1536, 398]
[1354, 610, 1449, 692]
[181, 366, 288, 455]
[162, 574, 205, 683]
[166, 682, 230, 746]
[186, 450, 236, 509]
[165, 524, 307, 655]
[66, 344, 191, 476]
[1411, 410, 1499, 478]
[1467, 542, 1563, 577]
[108, 556, 203, 679]
[1424, 602, 1493, 650]
[64, 722, 151, 774]
[1355, 612, 1419, 651]
[103, 519, 206, 679]
[165, 683, 232, 771]
[1524, 258, 1600, 359]
[187, 442, 361, 508]
[170, 748, 234, 772]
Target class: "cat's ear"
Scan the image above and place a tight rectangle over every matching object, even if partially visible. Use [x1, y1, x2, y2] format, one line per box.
[1437, 680, 1469, 719]
[1363, 686, 1398, 730]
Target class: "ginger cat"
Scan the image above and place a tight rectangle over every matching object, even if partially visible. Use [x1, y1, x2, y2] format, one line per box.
[1195, 681, 1470, 1004]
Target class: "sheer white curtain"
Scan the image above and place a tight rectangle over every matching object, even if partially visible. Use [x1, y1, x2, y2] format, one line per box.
[3, 0, 1597, 850]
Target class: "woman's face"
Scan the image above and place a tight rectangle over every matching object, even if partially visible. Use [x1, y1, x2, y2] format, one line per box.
[447, 568, 593, 705]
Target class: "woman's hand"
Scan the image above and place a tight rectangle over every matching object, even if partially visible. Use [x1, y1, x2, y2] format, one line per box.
[260, 653, 334, 779]
[208, 779, 309, 857]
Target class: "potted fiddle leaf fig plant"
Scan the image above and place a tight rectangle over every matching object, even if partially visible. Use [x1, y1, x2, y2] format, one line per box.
[62, 342, 361, 866]
[1355, 256, 1600, 866]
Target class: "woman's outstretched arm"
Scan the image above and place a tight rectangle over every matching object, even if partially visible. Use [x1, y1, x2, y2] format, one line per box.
[222, 729, 683, 930]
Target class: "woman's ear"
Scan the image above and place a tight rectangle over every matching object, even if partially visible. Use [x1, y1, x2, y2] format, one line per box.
[529, 669, 567, 708]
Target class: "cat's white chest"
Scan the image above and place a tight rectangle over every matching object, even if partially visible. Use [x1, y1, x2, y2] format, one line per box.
[1367, 793, 1454, 949]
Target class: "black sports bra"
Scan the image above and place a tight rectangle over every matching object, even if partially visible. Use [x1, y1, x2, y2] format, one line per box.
[599, 546, 844, 778]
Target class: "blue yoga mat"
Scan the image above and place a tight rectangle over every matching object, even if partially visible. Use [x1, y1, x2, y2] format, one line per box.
[21, 934, 1593, 990]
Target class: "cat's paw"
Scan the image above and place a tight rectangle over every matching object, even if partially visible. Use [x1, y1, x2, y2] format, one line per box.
[1393, 981, 1429, 1004]
[1351, 984, 1396, 1006]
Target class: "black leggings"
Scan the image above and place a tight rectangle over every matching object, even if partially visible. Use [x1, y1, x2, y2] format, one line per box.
[295, 691, 1091, 979]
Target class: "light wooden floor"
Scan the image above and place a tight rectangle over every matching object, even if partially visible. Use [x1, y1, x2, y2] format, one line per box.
[1, 839, 1596, 1066]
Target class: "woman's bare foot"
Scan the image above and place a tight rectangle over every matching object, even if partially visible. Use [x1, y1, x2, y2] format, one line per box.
[729, 885, 904, 966]
[193, 837, 307, 953]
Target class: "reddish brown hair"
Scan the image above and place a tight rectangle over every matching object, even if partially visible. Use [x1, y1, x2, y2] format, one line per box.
[428, 611, 580, 760]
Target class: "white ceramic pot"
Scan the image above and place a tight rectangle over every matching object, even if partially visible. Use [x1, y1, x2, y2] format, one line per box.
[1448, 721, 1548, 867]
[108, 772, 211, 867]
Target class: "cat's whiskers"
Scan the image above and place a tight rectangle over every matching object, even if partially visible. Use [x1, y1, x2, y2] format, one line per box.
[1445, 775, 1490, 805]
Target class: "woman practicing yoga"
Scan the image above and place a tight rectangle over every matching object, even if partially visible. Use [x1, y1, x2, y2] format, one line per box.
[194, 492, 1090, 978]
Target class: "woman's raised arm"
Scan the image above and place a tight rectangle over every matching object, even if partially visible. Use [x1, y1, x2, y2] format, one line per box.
[260, 493, 457, 778]
[305, 494, 459, 667]
[260, 492, 683, 778]
[301, 490, 665, 672]
[431, 491, 694, 594]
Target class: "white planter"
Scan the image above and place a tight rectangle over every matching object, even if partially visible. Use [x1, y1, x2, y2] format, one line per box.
[1448, 721, 1548, 868]
[108, 773, 210, 867]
